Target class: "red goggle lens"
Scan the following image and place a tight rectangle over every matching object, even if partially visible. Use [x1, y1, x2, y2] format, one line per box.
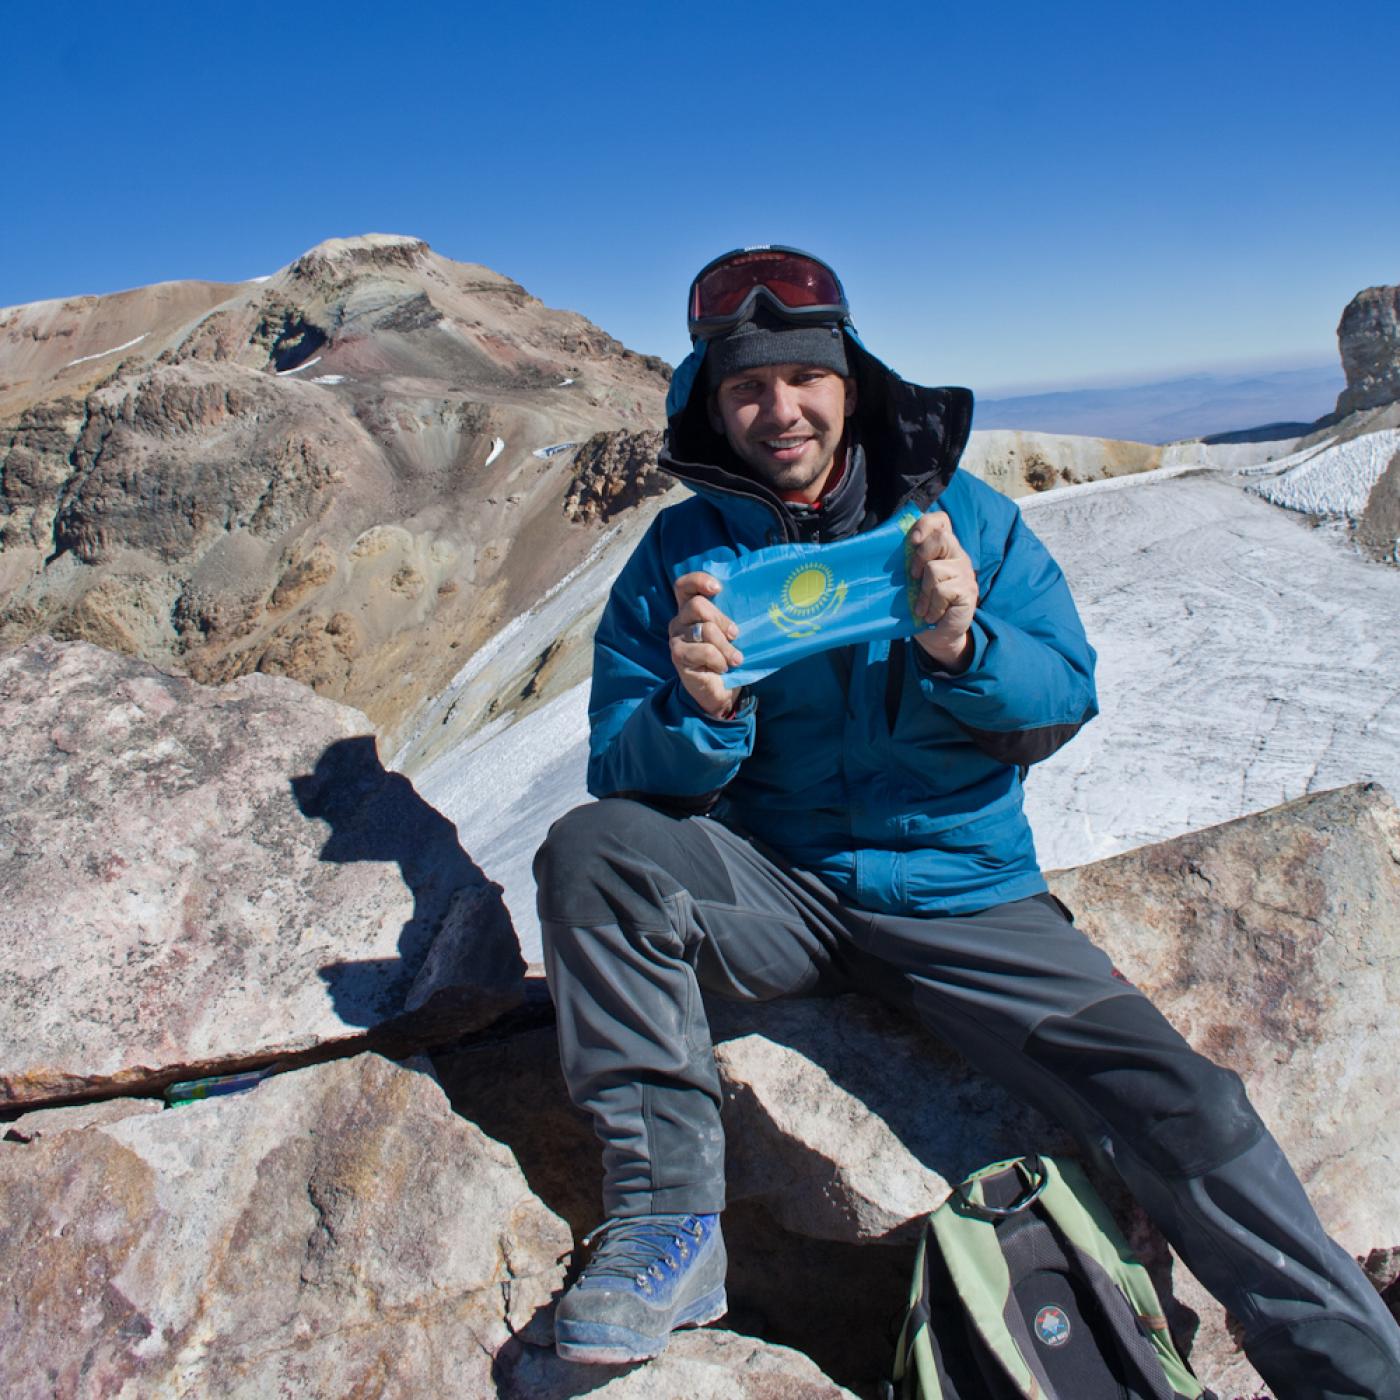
[689, 252, 845, 322]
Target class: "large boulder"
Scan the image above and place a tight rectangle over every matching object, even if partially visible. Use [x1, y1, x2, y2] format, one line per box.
[0, 1053, 570, 1398]
[1048, 781, 1400, 1251]
[437, 785, 1400, 1396]
[433, 1012, 603, 1232]
[710, 787, 1400, 1258]
[710, 995, 1066, 1244]
[0, 637, 523, 1108]
[1049, 781, 1400, 1394]
[1337, 284, 1400, 417]
[704, 785, 1400, 1393]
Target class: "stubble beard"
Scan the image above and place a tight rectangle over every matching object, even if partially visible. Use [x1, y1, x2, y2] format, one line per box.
[735, 437, 839, 497]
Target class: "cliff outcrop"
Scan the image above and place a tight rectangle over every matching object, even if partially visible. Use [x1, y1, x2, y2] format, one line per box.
[1336, 283, 1400, 417]
[564, 427, 669, 524]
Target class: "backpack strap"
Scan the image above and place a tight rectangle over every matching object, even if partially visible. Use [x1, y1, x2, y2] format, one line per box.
[930, 1159, 1051, 1398]
[890, 1223, 943, 1397]
[892, 1215, 1031, 1399]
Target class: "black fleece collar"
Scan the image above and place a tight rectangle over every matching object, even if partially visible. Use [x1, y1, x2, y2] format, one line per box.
[780, 438, 870, 543]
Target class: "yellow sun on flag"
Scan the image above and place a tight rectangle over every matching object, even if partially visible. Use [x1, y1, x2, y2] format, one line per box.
[783, 564, 834, 615]
[770, 561, 847, 637]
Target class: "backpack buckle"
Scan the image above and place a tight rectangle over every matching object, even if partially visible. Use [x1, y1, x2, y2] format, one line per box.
[953, 1153, 1049, 1220]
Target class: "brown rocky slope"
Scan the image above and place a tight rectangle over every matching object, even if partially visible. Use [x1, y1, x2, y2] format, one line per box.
[0, 235, 671, 747]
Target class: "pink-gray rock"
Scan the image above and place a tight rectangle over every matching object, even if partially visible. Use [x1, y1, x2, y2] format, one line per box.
[704, 785, 1400, 1393]
[0, 1052, 569, 1399]
[497, 1328, 859, 1398]
[431, 1008, 912, 1395]
[1337, 284, 1400, 417]
[0, 637, 523, 1108]
[1048, 782, 1400, 1252]
[2, 1096, 161, 1143]
[1048, 781, 1400, 1393]
[441, 786, 1398, 1397]
[433, 1012, 604, 1232]
[710, 995, 1066, 1244]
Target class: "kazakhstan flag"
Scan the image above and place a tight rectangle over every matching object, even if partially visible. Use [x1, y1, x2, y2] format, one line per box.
[674, 510, 931, 687]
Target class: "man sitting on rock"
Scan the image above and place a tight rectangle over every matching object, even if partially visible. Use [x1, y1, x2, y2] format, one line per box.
[533, 245, 1400, 1397]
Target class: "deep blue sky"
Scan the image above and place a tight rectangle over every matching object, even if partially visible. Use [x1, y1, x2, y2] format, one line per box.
[7, 1, 1397, 393]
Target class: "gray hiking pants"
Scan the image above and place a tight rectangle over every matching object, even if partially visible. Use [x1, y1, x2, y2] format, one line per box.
[535, 798, 1400, 1400]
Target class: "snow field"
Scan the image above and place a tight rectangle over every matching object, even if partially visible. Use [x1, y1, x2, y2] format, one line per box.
[416, 453, 1400, 962]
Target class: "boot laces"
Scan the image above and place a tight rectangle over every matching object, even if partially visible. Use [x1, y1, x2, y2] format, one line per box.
[578, 1214, 705, 1289]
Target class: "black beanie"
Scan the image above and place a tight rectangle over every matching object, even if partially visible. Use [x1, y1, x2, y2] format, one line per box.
[703, 306, 849, 387]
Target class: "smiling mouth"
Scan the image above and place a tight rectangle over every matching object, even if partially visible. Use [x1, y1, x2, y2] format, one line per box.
[760, 436, 812, 458]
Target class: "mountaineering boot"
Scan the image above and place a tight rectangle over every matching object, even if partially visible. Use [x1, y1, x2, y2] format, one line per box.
[554, 1213, 727, 1364]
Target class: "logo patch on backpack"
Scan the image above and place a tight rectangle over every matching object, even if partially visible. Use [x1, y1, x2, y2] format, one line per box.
[1034, 1305, 1071, 1347]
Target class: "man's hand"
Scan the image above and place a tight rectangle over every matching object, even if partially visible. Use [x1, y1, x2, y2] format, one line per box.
[669, 572, 744, 717]
[906, 511, 978, 673]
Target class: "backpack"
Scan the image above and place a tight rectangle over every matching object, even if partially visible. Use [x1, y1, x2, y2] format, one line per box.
[885, 1155, 1217, 1400]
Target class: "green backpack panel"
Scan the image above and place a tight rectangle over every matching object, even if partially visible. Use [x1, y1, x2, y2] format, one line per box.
[887, 1155, 1216, 1400]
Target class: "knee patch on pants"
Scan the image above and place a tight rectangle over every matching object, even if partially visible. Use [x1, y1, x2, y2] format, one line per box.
[1024, 993, 1264, 1178]
[534, 799, 737, 929]
[1250, 1316, 1400, 1400]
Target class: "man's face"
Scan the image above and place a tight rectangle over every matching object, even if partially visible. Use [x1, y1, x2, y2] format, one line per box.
[708, 362, 857, 501]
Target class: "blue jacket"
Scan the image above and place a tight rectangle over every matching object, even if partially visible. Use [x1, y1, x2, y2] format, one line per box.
[585, 334, 1098, 915]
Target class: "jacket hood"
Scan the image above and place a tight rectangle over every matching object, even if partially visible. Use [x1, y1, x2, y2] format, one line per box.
[660, 329, 974, 538]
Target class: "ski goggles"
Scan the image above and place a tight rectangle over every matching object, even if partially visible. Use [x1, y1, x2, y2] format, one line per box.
[687, 246, 850, 342]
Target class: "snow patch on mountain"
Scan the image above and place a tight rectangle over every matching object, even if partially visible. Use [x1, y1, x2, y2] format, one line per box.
[417, 681, 590, 937]
[275, 356, 321, 377]
[66, 333, 147, 366]
[1246, 429, 1400, 518]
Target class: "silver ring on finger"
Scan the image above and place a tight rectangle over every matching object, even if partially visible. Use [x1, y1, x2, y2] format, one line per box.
[690, 621, 704, 643]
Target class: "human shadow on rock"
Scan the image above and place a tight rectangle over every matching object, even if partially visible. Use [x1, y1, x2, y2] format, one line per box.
[292, 734, 522, 1032]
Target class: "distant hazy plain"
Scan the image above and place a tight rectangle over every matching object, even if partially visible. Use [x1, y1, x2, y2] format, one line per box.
[975, 363, 1344, 444]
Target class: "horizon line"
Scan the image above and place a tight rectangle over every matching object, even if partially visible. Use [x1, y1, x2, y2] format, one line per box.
[977, 351, 1341, 400]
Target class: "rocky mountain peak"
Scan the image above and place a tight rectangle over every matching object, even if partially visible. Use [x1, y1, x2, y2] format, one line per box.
[0, 236, 672, 747]
[288, 232, 432, 279]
